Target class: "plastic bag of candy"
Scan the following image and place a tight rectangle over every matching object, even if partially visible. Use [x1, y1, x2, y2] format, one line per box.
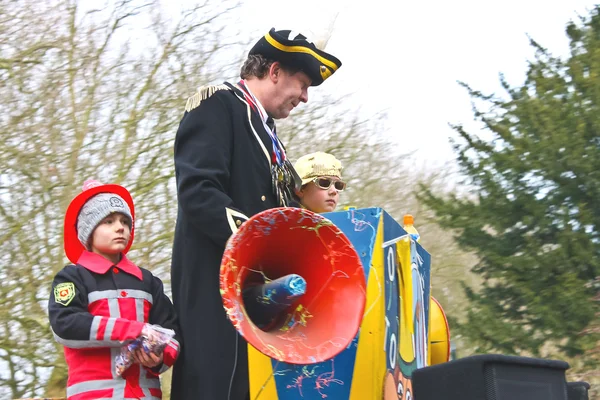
[115, 324, 175, 376]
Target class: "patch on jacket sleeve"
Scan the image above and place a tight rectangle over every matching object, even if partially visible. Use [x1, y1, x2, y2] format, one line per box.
[54, 282, 76, 306]
[185, 84, 230, 112]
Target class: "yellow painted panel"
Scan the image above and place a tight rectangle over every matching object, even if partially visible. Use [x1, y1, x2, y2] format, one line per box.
[248, 344, 278, 398]
[397, 237, 415, 364]
[349, 214, 387, 399]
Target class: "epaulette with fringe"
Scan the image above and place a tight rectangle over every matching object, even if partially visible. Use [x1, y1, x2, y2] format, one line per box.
[184, 84, 230, 112]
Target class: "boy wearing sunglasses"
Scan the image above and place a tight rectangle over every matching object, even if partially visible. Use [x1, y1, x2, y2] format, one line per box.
[293, 152, 346, 213]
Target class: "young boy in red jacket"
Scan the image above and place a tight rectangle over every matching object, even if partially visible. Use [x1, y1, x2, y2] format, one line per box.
[48, 179, 180, 400]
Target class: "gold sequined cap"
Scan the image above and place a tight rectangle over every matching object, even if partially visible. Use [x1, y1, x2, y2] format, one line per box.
[293, 152, 342, 185]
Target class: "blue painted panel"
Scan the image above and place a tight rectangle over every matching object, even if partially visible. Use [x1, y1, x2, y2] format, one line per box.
[270, 208, 380, 399]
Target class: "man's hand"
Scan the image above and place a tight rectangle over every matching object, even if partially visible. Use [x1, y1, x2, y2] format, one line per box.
[132, 348, 163, 368]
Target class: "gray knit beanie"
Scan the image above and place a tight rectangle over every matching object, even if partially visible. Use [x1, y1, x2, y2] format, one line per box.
[77, 193, 133, 246]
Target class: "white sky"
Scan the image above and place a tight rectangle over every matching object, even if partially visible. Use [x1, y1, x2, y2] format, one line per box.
[171, 0, 598, 167]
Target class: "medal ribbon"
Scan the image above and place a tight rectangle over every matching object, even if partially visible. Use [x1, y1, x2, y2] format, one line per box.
[236, 80, 286, 166]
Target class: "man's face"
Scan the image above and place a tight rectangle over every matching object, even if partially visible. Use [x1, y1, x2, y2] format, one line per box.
[267, 65, 311, 119]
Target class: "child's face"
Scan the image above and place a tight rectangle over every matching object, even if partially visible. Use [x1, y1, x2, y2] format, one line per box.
[296, 176, 343, 213]
[90, 212, 131, 259]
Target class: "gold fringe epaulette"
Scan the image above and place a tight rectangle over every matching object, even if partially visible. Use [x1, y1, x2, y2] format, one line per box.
[184, 84, 230, 112]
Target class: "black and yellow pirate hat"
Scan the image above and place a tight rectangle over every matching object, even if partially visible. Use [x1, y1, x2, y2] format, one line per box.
[249, 28, 342, 86]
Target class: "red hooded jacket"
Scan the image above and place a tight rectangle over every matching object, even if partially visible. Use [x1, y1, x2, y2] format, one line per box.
[49, 251, 180, 400]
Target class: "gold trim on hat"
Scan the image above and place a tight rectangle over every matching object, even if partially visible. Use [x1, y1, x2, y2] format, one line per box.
[265, 33, 339, 72]
[320, 65, 332, 80]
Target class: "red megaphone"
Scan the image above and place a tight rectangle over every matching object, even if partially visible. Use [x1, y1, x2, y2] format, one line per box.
[220, 207, 366, 364]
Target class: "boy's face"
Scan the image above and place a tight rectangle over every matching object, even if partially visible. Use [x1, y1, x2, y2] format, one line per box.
[296, 176, 343, 213]
[90, 212, 131, 259]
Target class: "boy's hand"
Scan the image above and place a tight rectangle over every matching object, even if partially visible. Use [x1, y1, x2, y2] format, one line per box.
[132, 348, 163, 368]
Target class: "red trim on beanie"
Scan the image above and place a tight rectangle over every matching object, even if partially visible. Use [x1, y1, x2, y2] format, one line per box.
[64, 182, 135, 264]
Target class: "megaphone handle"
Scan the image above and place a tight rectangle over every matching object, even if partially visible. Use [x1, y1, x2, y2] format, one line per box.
[242, 274, 307, 329]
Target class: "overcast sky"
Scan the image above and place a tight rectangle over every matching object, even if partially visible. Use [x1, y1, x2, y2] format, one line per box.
[169, 0, 598, 167]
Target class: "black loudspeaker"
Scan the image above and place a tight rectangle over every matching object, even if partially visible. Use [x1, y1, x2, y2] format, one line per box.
[567, 381, 590, 400]
[412, 354, 570, 400]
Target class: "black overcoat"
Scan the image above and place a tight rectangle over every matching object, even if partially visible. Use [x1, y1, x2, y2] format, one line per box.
[170, 83, 281, 400]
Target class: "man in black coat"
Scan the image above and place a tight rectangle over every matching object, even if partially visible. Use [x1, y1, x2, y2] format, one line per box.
[170, 28, 342, 399]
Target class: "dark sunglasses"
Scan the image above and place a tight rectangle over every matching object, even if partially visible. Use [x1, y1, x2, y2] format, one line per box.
[312, 177, 346, 192]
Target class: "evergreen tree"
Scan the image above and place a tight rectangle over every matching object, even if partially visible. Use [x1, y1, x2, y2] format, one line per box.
[419, 7, 600, 361]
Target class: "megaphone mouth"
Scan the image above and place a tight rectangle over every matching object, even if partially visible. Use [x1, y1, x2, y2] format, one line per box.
[220, 207, 367, 364]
